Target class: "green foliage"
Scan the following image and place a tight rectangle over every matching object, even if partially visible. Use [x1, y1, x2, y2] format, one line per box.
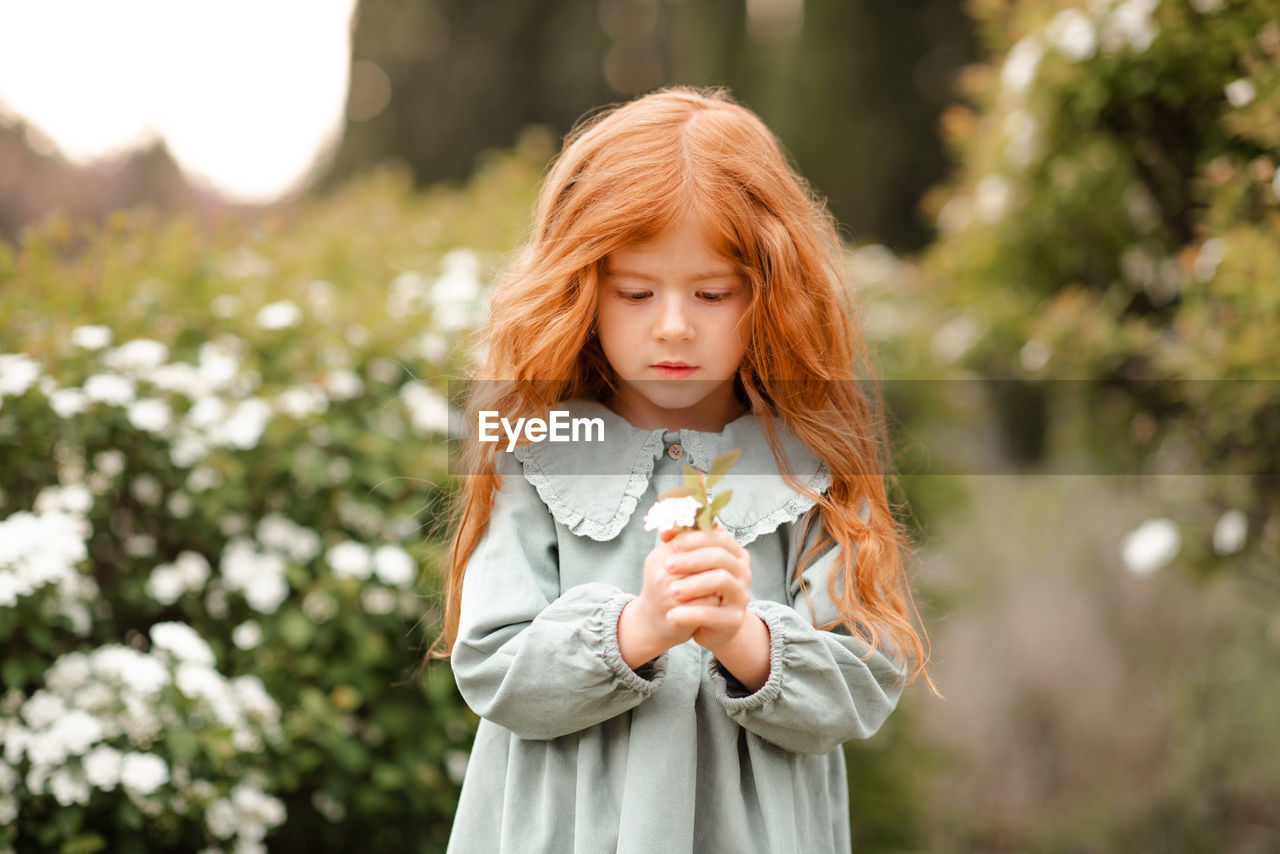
[918, 0, 1280, 585]
[0, 144, 543, 851]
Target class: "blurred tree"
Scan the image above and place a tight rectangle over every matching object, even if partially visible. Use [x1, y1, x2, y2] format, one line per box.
[317, 0, 977, 250]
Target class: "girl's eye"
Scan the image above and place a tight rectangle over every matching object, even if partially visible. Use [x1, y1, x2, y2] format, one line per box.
[617, 291, 650, 302]
[697, 291, 732, 303]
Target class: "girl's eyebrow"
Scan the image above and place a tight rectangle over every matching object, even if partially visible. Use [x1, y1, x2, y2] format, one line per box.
[603, 269, 740, 282]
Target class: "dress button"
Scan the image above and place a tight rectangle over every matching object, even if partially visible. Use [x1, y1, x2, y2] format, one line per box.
[666, 443, 684, 460]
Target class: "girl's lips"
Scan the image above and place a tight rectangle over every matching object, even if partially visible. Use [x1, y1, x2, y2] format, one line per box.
[651, 364, 696, 379]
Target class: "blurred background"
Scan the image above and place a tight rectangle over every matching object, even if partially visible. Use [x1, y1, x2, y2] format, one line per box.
[1, 0, 1277, 852]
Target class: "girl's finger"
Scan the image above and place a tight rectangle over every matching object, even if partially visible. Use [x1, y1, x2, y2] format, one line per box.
[669, 569, 739, 602]
[665, 548, 746, 577]
[670, 528, 743, 555]
[666, 603, 738, 630]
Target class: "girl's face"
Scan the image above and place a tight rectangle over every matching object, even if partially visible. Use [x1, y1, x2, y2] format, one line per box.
[597, 210, 749, 432]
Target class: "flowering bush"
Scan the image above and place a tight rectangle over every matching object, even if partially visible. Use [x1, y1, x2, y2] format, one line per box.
[0, 147, 544, 852]
[918, 0, 1280, 585]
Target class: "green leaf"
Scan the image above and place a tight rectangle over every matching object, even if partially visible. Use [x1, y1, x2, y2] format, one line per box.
[61, 833, 107, 854]
[707, 448, 741, 487]
[657, 485, 696, 500]
[708, 489, 733, 519]
[682, 465, 705, 501]
[697, 505, 714, 531]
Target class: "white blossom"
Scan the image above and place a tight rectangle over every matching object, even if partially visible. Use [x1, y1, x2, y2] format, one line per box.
[220, 538, 289, 613]
[198, 339, 242, 391]
[83, 373, 136, 406]
[49, 768, 91, 806]
[974, 174, 1013, 222]
[255, 301, 301, 330]
[327, 540, 373, 580]
[1224, 78, 1256, 108]
[82, 744, 123, 790]
[323, 369, 364, 401]
[401, 381, 450, 436]
[70, 325, 113, 350]
[0, 353, 41, 397]
[361, 586, 397, 615]
[1121, 517, 1180, 575]
[372, 544, 416, 588]
[643, 496, 701, 532]
[232, 621, 264, 650]
[214, 398, 272, 450]
[1047, 8, 1097, 61]
[931, 315, 979, 365]
[120, 752, 169, 795]
[1212, 509, 1247, 555]
[1102, 0, 1159, 54]
[127, 397, 173, 434]
[150, 622, 217, 667]
[49, 387, 88, 418]
[1001, 37, 1043, 96]
[256, 514, 321, 563]
[276, 384, 329, 419]
[103, 339, 169, 376]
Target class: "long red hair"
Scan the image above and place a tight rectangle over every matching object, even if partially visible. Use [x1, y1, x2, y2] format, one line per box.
[432, 86, 931, 688]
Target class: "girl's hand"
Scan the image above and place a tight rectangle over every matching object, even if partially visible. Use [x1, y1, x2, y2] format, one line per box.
[664, 523, 753, 653]
[617, 527, 709, 668]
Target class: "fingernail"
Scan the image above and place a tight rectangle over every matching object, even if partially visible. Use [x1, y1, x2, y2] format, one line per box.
[664, 557, 675, 570]
[669, 584, 681, 596]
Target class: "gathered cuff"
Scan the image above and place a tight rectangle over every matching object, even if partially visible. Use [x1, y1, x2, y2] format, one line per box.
[707, 601, 787, 711]
[593, 591, 668, 693]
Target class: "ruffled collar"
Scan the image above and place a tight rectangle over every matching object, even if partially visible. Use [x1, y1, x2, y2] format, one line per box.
[510, 398, 830, 545]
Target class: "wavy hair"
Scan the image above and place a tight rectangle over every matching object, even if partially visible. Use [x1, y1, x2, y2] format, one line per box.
[432, 86, 931, 689]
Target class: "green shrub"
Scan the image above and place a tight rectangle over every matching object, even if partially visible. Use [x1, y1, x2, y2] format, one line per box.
[0, 139, 544, 853]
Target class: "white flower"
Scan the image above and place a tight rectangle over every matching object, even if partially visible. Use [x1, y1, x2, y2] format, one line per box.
[0, 353, 41, 397]
[150, 622, 216, 667]
[931, 315, 979, 365]
[198, 339, 242, 391]
[401, 381, 450, 436]
[49, 768, 91, 806]
[1102, 0, 1159, 54]
[643, 496, 701, 532]
[233, 621, 264, 650]
[1224, 78, 1256, 108]
[103, 339, 169, 375]
[256, 514, 321, 563]
[974, 174, 1013, 222]
[327, 540, 373, 580]
[1193, 238, 1225, 282]
[433, 249, 482, 304]
[82, 744, 123, 790]
[220, 538, 289, 614]
[146, 564, 187, 605]
[120, 752, 168, 795]
[127, 398, 173, 434]
[361, 586, 396, 615]
[149, 362, 205, 396]
[323, 369, 364, 401]
[1001, 37, 1043, 96]
[49, 387, 88, 418]
[255, 300, 302, 330]
[1212, 509, 1247, 555]
[276, 384, 329, 419]
[1047, 8, 1097, 61]
[215, 398, 272, 450]
[70, 325, 113, 350]
[1121, 518, 1180, 575]
[372, 544, 416, 588]
[1002, 109, 1040, 168]
[83, 373, 136, 406]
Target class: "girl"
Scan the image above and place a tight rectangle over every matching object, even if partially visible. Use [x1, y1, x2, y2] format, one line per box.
[438, 86, 931, 853]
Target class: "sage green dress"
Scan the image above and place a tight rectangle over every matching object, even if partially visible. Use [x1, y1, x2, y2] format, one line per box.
[447, 399, 903, 854]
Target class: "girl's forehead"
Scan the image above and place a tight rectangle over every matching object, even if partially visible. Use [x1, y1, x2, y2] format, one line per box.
[604, 209, 738, 270]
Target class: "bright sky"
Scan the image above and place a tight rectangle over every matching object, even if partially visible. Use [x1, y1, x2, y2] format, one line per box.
[0, 0, 357, 204]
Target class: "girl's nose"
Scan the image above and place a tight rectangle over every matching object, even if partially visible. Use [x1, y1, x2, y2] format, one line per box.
[654, 295, 694, 341]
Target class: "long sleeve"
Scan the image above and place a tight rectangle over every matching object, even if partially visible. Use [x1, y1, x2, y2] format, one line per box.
[707, 510, 904, 755]
[450, 454, 667, 741]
